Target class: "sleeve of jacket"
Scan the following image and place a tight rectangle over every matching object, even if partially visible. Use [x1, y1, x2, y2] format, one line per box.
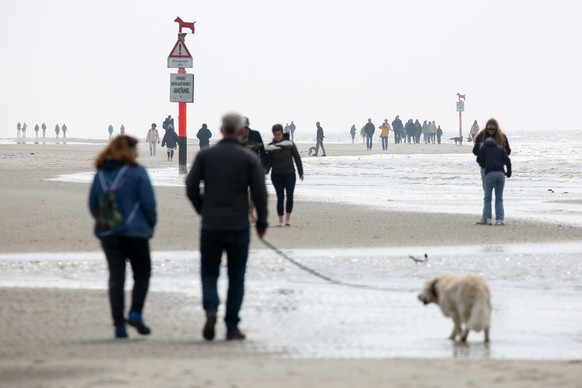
[504, 135, 511, 156]
[472, 133, 483, 156]
[291, 144, 303, 176]
[185, 153, 203, 214]
[161, 133, 167, 147]
[504, 151, 512, 177]
[88, 174, 100, 219]
[249, 158, 268, 230]
[138, 167, 157, 227]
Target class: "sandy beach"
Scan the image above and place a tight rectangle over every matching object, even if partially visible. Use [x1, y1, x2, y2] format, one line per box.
[1, 140, 581, 387]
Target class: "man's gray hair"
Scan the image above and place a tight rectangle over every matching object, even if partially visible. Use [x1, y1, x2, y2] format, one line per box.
[222, 113, 243, 134]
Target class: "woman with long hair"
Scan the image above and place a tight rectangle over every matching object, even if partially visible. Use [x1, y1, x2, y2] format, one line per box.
[472, 118, 511, 224]
[265, 124, 303, 227]
[89, 135, 157, 338]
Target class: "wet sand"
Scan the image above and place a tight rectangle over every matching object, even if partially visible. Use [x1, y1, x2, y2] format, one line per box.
[0, 140, 581, 387]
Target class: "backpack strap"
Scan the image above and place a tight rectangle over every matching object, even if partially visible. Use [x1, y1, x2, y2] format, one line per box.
[98, 165, 129, 193]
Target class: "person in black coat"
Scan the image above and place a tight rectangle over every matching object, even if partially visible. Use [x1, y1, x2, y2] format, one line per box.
[476, 137, 512, 225]
[161, 125, 180, 161]
[364, 119, 375, 150]
[196, 124, 212, 150]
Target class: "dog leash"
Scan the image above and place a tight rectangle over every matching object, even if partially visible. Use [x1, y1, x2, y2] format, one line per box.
[260, 238, 419, 293]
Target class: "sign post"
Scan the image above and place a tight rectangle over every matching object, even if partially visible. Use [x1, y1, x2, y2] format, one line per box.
[168, 18, 195, 174]
[456, 93, 465, 144]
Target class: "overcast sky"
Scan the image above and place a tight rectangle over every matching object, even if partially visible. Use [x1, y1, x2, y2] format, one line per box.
[1, 0, 580, 140]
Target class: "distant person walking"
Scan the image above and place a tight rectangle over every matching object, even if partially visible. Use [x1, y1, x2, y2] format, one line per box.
[414, 119, 422, 144]
[364, 119, 375, 150]
[314, 122, 326, 156]
[162, 115, 174, 131]
[436, 125, 443, 144]
[186, 113, 268, 341]
[428, 121, 437, 144]
[161, 125, 179, 161]
[476, 137, 512, 226]
[265, 124, 303, 227]
[350, 124, 356, 143]
[16, 122, 21, 143]
[55, 124, 60, 139]
[405, 119, 415, 144]
[241, 117, 267, 224]
[196, 123, 212, 150]
[88, 135, 157, 339]
[120, 124, 125, 135]
[360, 126, 366, 144]
[108, 125, 114, 139]
[392, 115, 403, 144]
[62, 124, 68, 138]
[41, 123, 46, 138]
[288, 121, 296, 141]
[379, 119, 391, 150]
[469, 120, 479, 142]
[21, 123, 27, 142]
[34, 124, 39, 143]
[146, 123, 160, 156]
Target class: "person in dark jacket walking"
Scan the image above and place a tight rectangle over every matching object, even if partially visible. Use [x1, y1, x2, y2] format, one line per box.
[196, 123, 212, 150]
[186, 113, 268, 341]
[265, 124, 303, 227]
[472, 118, 511, 190]
[314, 122, 326, 156]
[41, 123, 46, 138]
[392, 115, 403, 144]
[161, 125, 180, 161]
[88, 135, 157, 339]
[364, 119, 375, 150]
[350, 124, 356, 143]
[476, 137, 512, 225]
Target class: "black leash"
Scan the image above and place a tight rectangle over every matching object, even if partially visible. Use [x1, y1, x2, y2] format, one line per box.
[261, 239, 424, 293]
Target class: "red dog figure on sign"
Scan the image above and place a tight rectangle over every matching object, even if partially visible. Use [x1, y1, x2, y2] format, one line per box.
[174, 17, 195, 34]
[457, 93, 466, 100]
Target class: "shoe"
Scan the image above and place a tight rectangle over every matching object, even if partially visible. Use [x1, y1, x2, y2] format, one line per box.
[203, 312, 217, 341]
[127, 311, 151, 335]
[476, 219, 492, 225]
[495, 220, 504, 226]
[322, 154, 326, 156]
[226, 329, 246, 341]
[115, 327, 128, 339]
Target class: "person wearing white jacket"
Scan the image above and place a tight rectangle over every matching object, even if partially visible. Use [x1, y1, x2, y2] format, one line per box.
[146, 124, 160, 156]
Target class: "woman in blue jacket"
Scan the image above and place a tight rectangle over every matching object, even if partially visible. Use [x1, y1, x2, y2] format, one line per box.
[89, 135, 157, 339]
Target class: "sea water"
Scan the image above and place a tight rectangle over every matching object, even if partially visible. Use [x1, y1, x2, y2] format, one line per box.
[2, 129, 582, 359]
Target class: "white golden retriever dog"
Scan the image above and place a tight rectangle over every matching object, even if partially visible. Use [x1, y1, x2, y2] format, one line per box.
[418, 275, 491, 343]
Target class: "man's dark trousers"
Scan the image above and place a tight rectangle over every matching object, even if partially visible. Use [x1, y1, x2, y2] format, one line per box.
[200, 227, 249, 334]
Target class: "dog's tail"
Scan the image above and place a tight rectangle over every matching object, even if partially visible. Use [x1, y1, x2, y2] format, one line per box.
[467, 294, 491, 332]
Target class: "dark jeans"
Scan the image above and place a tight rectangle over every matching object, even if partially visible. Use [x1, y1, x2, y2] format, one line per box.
[366, 135, 373, 150]
[101, 236, 151, 329]
[271, 173, 297, 216]
[381, 136, 388, 150]
[315, 139, 326, 156]
[200, 228, 249, 334]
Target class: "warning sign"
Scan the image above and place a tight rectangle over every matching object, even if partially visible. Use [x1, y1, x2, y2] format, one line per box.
[168, 38, 193, 68]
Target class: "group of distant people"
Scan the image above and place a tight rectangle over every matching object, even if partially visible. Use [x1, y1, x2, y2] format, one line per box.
[108, 124, 126, 139]
[16, 122, 67, 144]
[349, 116, 444, 149]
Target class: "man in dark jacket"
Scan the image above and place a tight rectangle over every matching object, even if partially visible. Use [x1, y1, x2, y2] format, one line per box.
[476, 137, 512, 225]
[364, 119, 375, 150]
[196, 123, 212, 150]
[314, 122, 326, 156]
[392, 115, 403, 144]
[186, 113, 268, 341]
[241, 117, 266, 167]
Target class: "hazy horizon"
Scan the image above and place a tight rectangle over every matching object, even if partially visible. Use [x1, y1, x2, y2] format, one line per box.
[1, 0, 581, 140]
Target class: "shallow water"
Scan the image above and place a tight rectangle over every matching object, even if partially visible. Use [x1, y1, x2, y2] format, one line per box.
[1, 242, 581, 360]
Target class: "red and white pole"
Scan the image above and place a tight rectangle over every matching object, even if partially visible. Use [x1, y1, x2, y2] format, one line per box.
[178, 67, 188, 174]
